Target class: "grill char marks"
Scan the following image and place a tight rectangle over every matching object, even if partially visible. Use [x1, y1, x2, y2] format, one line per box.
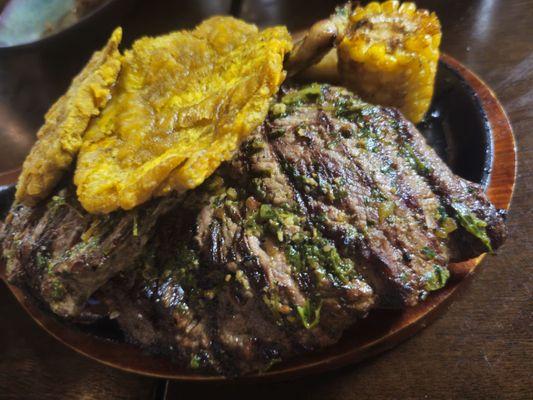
[2, 184, 179, 317]
[265, 84, 505, 307]
[267, 91, 448, 306]
[102, 204, 222, 373]
[385, 107, 507, 259]
[0, 84, 506, 376]
[193, 182, 295, 374]
[104, 165, 375, 375]
[197, 156, 375, 372]
[237, 132, 376, 347]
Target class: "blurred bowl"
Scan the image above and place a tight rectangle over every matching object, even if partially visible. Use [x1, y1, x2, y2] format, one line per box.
[0, 0, 131, 55]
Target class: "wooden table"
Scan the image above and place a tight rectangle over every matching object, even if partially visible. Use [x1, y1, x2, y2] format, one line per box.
[0, 1, 531, 399]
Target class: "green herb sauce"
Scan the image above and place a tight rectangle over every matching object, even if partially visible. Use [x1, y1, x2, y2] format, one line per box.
[423, 264, 450, 291]
[281, 83, 324, 106]
[296, 299, 323, 330]
[401, 143, 432, 175]
[451, 202, 493, 252]
[421, 246, 436, 260]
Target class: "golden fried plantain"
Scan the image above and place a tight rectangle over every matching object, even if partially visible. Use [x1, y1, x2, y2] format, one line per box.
[74, 17, 292, 213]
[15, 28, 123, 205]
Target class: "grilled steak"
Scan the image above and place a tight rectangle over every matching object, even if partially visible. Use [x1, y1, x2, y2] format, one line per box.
[0, 84, 507, 375]
[1, 183, 178, 317]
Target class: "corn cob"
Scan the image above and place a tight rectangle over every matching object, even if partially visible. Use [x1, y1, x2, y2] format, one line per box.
[338, 1, 441, 123]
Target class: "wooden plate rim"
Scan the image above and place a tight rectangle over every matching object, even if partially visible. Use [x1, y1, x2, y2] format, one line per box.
[0, 53, 516, 382]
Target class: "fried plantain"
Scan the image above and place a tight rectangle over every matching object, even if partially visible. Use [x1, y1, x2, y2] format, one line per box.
[74, 17, 292, 213]
[15, 28, 123, 205]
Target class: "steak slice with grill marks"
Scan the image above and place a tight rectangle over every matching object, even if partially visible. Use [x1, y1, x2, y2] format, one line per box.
[98, 81, 506, 374]
[264, 84, 506, 306]
[1, 183, 179, 317]
[0, 83, 506, 375]
[103, 161, 376, 374]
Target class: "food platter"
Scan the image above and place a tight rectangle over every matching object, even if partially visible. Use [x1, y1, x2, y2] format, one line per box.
[0, 52, 516, 381]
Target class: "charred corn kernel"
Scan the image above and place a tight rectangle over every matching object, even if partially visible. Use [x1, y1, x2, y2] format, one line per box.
[338, 1, 441, 123]
[382, 0, 399, 13]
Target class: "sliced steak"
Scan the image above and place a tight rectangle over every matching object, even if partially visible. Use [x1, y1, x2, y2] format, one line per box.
[1, 183, 178, 317]
[103, 166, 375, 375]
[264, 84, 506, 306]
[0, 83, 506, 376]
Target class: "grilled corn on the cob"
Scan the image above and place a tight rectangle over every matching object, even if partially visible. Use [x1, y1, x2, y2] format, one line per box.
[338, 1, 441, 123]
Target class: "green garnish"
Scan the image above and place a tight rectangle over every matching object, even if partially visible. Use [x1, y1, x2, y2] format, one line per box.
[434, 206, 458, 238]
[47, 195, 66, 211]
[132, 214, 139, 237]
[402, 143, 432, 175]
[378, 200, 395, 223]
[441, 217, 458, 234]
[190, 354, 201, 369]
[250, 177, 267, 200]
[246, 202, 356, 284]
[285, 235, 355, 284]
[451, 202, 493, 252]
[333, 94, 365, 120]
[226, 187, 238, 200]
[424, 264, 450, 291]
[270, 102, 287, 118]
[296, 299, 323, 330]
[35, 251, 50, 271]
[281, 83, 323, 106]
[246, 204, 301, 242]
[421, 246, 436, 260]
[50, 279, 66, 300]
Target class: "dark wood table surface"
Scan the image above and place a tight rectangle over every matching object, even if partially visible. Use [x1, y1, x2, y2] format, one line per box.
[0, 1, 531, 399]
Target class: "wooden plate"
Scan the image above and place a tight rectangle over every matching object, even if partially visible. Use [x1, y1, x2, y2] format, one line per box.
[0, 54, 516, 382]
